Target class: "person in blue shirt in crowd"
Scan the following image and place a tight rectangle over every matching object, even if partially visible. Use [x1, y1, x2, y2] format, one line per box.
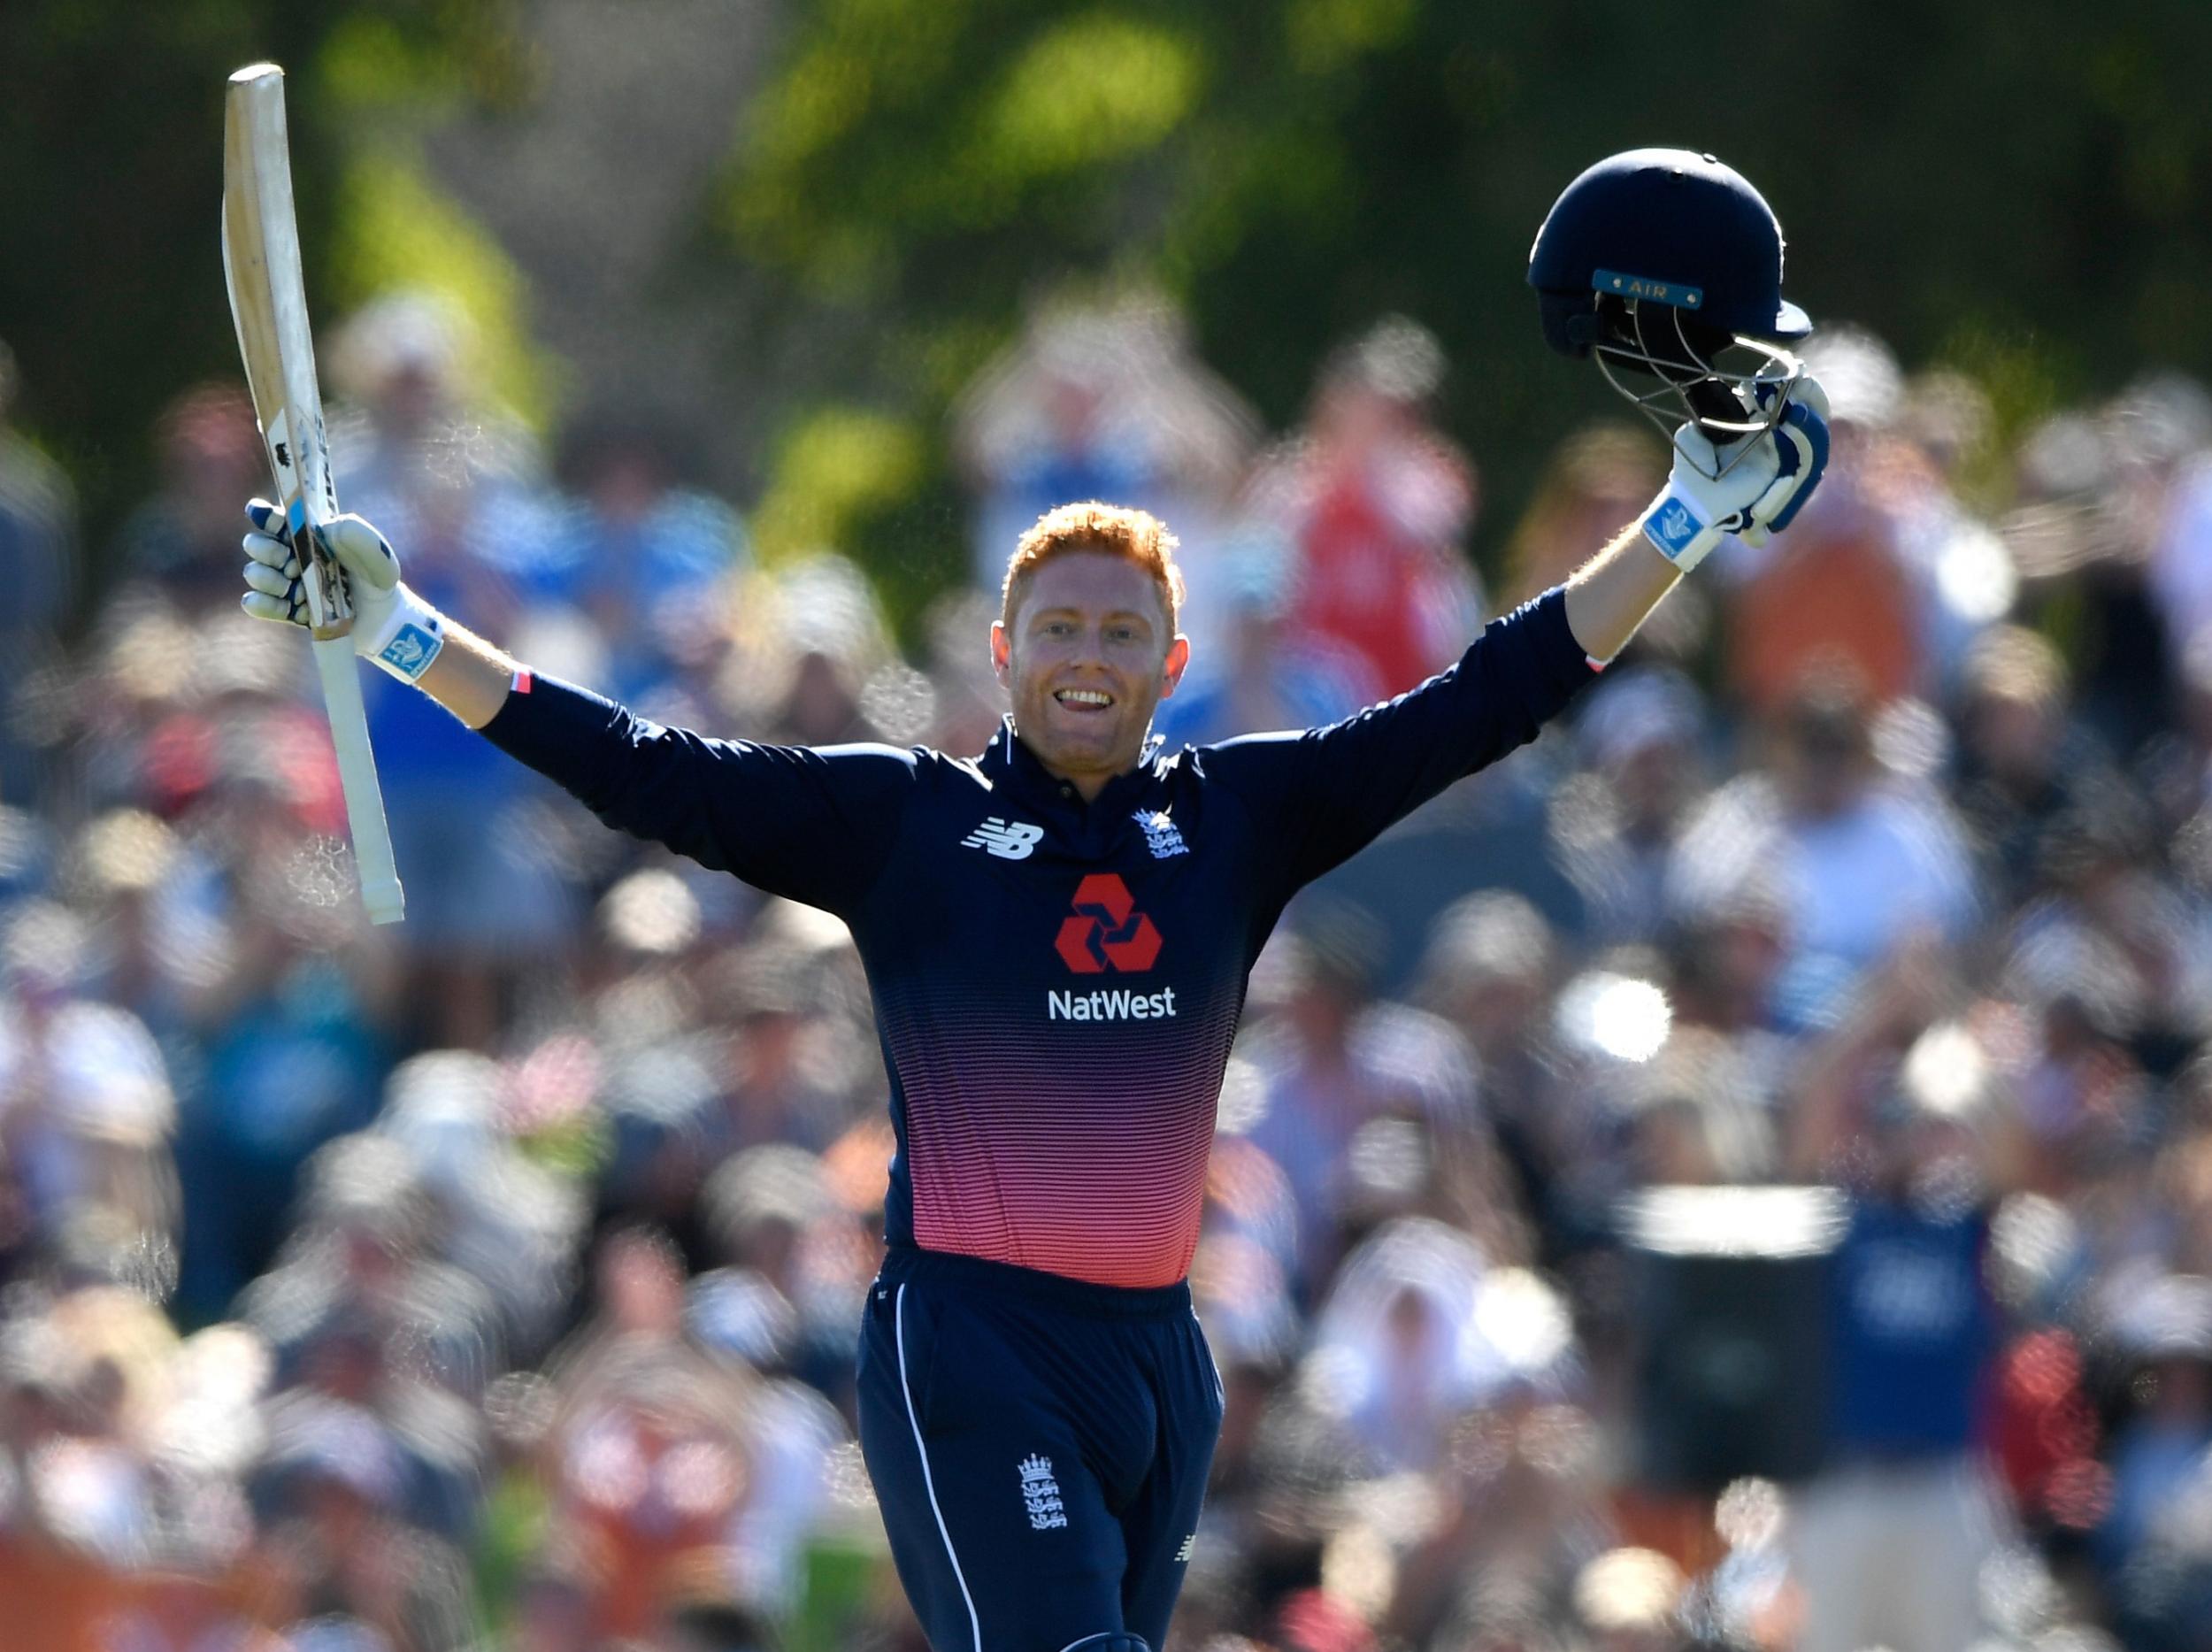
[1782, 945, 2016, 1652]
[238, 150, 1829, 1652]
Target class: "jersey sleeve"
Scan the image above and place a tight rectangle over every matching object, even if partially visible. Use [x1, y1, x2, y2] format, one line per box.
[1199, 587, 1597, 896]
[477, 673, 916, 915]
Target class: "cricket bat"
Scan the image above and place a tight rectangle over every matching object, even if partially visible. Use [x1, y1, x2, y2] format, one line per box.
[222, 63, 404, 926]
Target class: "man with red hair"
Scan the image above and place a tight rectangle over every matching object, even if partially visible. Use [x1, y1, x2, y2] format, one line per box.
[241, 217, 1827, 1648]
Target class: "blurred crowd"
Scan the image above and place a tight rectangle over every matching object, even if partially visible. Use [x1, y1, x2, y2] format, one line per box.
[4, 288, 2212, 1652]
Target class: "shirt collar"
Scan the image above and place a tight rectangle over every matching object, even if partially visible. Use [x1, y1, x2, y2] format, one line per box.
[980, 717, 1163, 816]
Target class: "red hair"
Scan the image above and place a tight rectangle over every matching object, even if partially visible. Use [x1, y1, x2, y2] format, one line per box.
[1000, 502, 1185, 633]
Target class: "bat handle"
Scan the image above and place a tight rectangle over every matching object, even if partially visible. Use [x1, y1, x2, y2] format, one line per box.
[290, 513, 357, 637]
[311, 636, 405, 925]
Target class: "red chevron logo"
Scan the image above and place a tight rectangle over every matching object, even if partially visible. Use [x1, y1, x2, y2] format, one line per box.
[1054, 873, 1162, 974]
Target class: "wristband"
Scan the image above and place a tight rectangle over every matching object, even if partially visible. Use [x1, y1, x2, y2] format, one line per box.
[1639, 488, 1727, 573]
[357, 583, 449, 683]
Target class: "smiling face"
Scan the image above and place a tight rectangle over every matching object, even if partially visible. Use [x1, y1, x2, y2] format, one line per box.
[992, 549, 1189, 798]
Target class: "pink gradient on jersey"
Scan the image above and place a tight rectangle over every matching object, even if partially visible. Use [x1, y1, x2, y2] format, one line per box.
[882, 987, 1237, 1289]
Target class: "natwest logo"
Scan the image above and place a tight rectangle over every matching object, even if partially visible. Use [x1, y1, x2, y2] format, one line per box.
[1054, 873, 1161, 974]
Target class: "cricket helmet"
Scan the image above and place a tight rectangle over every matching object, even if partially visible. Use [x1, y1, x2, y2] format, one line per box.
[1529, 148, 1813, 454]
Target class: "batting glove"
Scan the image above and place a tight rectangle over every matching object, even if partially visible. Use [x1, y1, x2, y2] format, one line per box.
[1639, 375, 1832, 572]
[241, 502, 447, 683]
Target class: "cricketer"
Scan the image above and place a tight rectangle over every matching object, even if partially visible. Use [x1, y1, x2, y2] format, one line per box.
[241, 149, 1830, 1652]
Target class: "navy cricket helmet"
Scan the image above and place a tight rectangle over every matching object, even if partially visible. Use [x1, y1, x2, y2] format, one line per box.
[1529, 148, 1813, 449]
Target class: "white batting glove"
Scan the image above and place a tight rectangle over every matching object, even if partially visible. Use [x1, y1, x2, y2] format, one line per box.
[241, 501, 448, 682]
[1639, 375, 1832, 572]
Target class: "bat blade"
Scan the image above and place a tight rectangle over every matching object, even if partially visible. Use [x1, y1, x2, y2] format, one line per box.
[223, 64, 344, 596]
[223, 62, 404, 926]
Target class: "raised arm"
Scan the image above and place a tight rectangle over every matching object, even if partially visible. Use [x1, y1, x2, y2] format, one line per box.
[241, 503, 916, 913]
[1202, 386, 1833, 898]
[1200, 586, 1597, 895]
[1563, 522, 1683, 664]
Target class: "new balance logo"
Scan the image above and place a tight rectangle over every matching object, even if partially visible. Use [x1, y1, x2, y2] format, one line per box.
[1054, 873, 1161, 973]
[1176, 1534, 1196, 1563]
[962, 817, 1044, 859]
[1018, 1453, 1067, 1532]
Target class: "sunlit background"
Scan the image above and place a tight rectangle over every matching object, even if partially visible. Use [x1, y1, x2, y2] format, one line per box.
[5, 3, 2212, 1649]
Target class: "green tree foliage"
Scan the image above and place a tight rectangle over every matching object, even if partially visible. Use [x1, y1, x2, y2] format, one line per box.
[12, 1, 2212, 641]
[0, 0, 522, 560]
[720, 0, 2212, 619]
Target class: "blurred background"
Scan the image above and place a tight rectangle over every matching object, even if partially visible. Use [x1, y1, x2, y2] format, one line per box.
[6, 2, 2212, 1649]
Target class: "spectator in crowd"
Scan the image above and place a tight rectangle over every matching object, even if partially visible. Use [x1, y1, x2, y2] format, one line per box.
[2004, 780, 2201, 1095]
[0, 338, 79, 810]
[111, 383, 272, 614]
[695, 1137, 877, 1406]
[1553, 667, 1712, 948]
[1949, 624, 2120, 911]
[1247, 316, 1484, 701]
[918, 588, 1010, 757]
[1669, 665, 1978, 1026]
[1621, 1026, 1778, 1193]
[251, 1394, 480, 1651]
[1303, 1223, 1575, 1479]
[952, 291, 1256, 665]
[1409, 893, 1586, 1257]
[2001, 385, 2182, 760]
[1789, 327, 2017, 695]
[537, 1226, 758, 1642]
[1240, 911, 1484, 1301]
[1718, 328, 1929, 719]
[1785, 965, 2018, 1652]
[326, 291, 545, 535]
[169, 864, 388, 1325]
[545, 411, 749, 708]
[2094, 1274, 2212, 1649]
[0, 901, 179, 1289]
[1151, 529, 1377, 747]
[714, 552, 919, 752]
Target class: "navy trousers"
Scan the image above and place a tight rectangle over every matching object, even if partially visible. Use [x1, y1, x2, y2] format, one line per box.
[856, 1245, 1225, 1651]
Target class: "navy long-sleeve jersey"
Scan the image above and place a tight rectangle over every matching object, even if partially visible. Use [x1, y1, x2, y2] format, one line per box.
[482, 588, 1596, 1288]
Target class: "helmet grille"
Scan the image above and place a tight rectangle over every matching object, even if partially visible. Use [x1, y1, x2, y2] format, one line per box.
[1589, 296, 1804, 479]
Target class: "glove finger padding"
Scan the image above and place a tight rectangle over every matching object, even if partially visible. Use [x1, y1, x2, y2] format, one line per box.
[242, 524, 296, 577]
[241, 502, 401, 601]
[1736, 388, 1832, 547]
[241, 517, 310, 626]
[1758, 399, 1831, 534]
[243, 497, 287, 542]
[242, 556, 296, 601]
